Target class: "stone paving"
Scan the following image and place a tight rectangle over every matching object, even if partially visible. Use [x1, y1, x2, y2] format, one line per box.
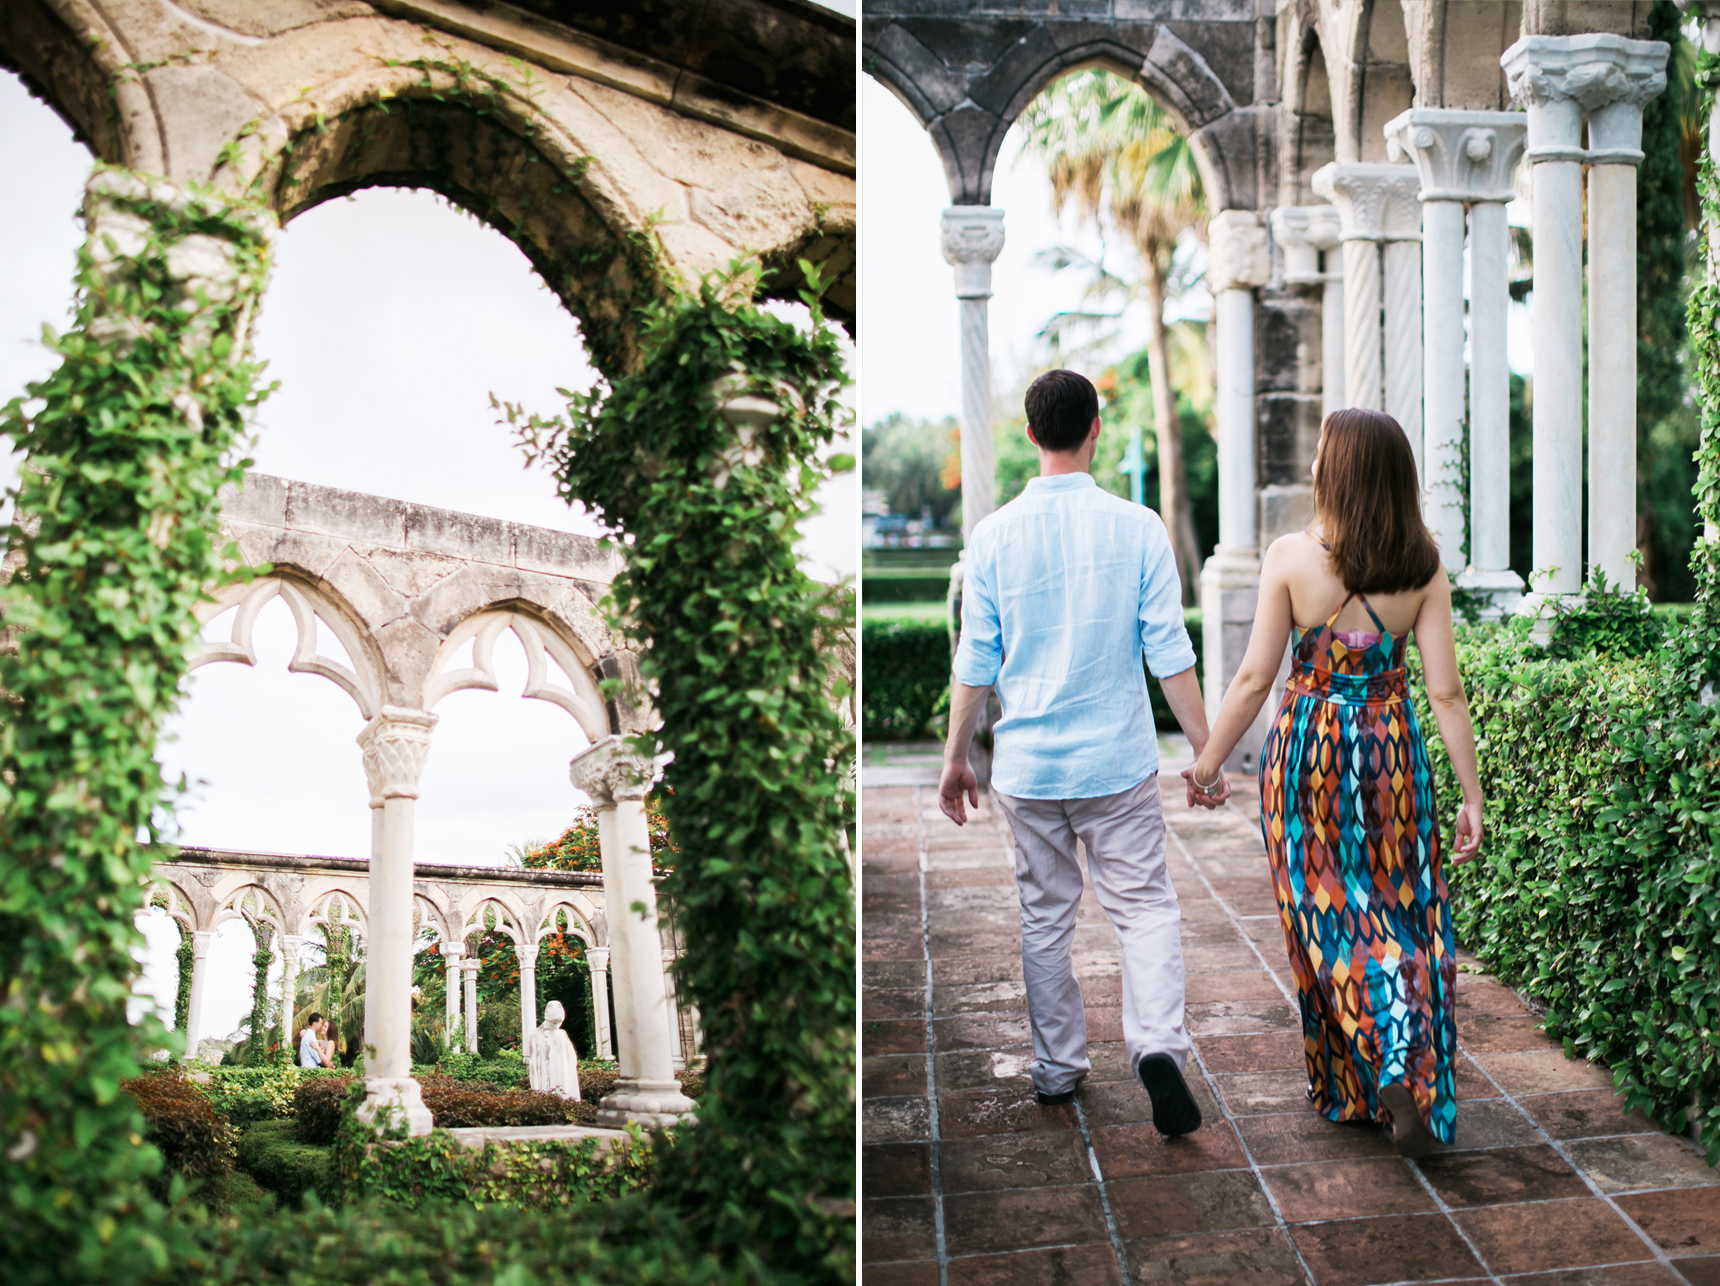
[860, 742, 1720, 1286]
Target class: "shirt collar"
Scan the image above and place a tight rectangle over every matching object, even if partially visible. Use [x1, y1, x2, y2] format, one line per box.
[1026, 472, 1098, 492]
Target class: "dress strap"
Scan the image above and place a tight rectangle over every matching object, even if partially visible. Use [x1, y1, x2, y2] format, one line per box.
[1304, 527, 1331, 552]
[1324, 592, 1355, 630]
[1355, 592, 1388, 634]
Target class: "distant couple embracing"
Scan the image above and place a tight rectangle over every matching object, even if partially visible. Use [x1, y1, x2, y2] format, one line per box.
[940, 369, 1484, 1158]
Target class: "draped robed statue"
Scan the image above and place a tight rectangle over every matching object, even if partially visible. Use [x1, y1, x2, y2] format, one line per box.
[527, 1000, 582, 1100]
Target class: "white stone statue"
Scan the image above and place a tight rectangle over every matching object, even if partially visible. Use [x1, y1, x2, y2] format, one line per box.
[527, 1000, 581, 1100]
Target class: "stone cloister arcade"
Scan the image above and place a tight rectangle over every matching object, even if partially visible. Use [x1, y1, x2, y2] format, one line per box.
[1, 0, 854, 1133]
[865, 0, 1670, 764]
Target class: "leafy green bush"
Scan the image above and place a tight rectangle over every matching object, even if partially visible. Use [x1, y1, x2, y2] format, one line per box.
[421, 1084, 597, 1128]
[429, 1050, 530, 1088]
[293, 1076, 356, 1147]
[861, 570, 952, 603]
[1420, 619, 1720, 1160]
[123, 1072, 237, 1187]
[861, 615, 949, 741]
[197, 1065, 347, 1125]
[236, 1119, 329, 1207]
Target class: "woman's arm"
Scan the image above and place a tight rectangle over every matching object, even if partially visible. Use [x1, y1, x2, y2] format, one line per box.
[1412, 574, 1483, 863]
[1187, 540, 1296, 793]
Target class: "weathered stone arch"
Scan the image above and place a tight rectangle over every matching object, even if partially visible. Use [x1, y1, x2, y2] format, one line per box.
[463, 894, 526, 945]
[214, 880, 287, 936]
[144, 877, 199, 933]
[1281, 10, 1338, 206]
[536, 898, 600, 949]
[862, 15, 1263, 210]
[425, 606, 611, 744]
[0, 2, 158, 172]
[305, 884, 369, 943]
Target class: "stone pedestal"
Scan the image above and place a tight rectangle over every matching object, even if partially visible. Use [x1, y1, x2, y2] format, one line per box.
[570, 737, 695, 1129]
[587, 946, 613, 1060]
[942, 207, 1005, 537]
[356, 707, 437, 1136]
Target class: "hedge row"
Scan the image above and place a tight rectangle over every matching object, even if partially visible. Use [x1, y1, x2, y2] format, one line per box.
[860, 610, 1204, 741]
[1420, 603, 1720, 1160]
[860, 571, 952, 604]
[194, 1065, 351, 1125]
[236, 1119, 329, 1207]
[124, 1072, 236, 1186]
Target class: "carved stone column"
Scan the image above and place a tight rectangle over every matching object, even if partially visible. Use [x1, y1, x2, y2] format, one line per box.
[570, 736, 695, 1127]
[1200, 211, 1271, 770]
[587, 946, 614, 1060]
[941, 207, 1006, 537]
[278, 933, 304, 1056]
[1269, 205, 1345, 422]
[1386, 110, 1528, 579]
[355, 707, 437, 1135]
[462, 956, 480, 1055]
[515, 942, 540, 1057]
[441, 941, 463, 1049]
[1312, 164, 1424, 468]
[184, 929, 216, 1056]
[1585, 41, 1668, 589]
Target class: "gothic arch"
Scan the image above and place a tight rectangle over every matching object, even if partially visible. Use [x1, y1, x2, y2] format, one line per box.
[535, 899, 601, 949]
[424, 606, 611, 745]
[144, 877, 199, 933]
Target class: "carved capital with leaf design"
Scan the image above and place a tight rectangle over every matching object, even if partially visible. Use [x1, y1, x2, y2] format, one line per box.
[570, 734, 657, 809]
[358, 707, 438, 807]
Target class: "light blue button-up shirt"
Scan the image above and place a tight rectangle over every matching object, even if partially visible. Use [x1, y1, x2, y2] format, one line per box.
[953, 472, 1196, 800]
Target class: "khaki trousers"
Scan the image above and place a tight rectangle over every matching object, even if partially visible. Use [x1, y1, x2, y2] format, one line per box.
[996, 776, 1189, 1096]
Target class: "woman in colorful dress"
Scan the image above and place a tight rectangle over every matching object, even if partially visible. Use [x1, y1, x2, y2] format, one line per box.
[1183, 407, 1484, 1156]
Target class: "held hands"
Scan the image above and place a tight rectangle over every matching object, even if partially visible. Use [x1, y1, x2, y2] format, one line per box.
[1180, 760, 1231, 809]
[939, 755, 980, 826]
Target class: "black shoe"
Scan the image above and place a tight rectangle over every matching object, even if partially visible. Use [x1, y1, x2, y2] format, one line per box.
[1138, 1053, 1202, 1137]
[1378, 1084, 1438, 1159]
[1035, 1087, 1076, 1107]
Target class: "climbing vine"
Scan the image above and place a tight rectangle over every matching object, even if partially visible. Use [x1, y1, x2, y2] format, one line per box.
[174, 922, 194, 1037]
[501, 258, 856, 1278]
[1688, 40, 1720, 622]
[0, 168, 275, 1282]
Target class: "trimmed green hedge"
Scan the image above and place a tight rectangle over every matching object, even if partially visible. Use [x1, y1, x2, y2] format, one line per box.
[861, 571, 951, 604]
[1420, 605, 1720, 1161]
[860, 609, 1204, 742]
[236, 1119, 330, 1207]
[196, 1065, 350, 1126]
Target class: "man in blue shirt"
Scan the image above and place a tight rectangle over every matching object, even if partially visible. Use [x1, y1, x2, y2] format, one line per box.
[941, 369, 1228, 1136]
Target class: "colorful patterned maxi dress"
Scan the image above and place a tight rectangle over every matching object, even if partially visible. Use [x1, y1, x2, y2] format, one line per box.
[1258, 591, 1458, 1143]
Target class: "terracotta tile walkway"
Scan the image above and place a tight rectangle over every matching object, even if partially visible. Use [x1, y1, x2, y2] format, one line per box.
[860, 743, 1720, 1286]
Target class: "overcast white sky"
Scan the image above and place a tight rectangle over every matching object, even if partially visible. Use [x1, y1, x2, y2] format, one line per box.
[1, 68, 854, 1044]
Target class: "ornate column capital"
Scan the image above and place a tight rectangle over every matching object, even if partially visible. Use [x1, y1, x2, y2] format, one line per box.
[1208, 210, 1270, 292]
[587, 947, 610, 971]
[941, 206, 1005, 300]
[1503, 35, 1668, 163]
[1268, 206, 1342, 284]
[461, 956, 481, 974]
[1312, 164, 1423, 243]
[279, 933, 304, 960]
[191, 929, 217, 956]
[514, 942, 541, 966]
[1383, 110, 1527, 203]
[570, 734, 657, 809]
[357, 707, 437, 807]
[440, 942, 464, 963]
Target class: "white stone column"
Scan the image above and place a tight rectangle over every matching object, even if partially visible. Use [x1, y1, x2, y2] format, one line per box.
[1464, 197, 1523, 609]
[1585, 43, 1668, 589]
[441, 941, 463, 1049]
[462, 957, 480, 1055]
[184, 929, 216, 1056]
[1269, 206, 1345, 421]
[1386, 110, 1528, 575]
[570, 736, 695, 1128]
[1200, 210, 1271, 770]
[587, 946, 613, 1060]
[515, 942, 540, 1057]
[941, 208, 1005, 537]
[1505, 37, 1595, 613]
[278, 934, 304, 1055]
[661, 946, 684, 1069]
[1312, 164, 1424, 463]
[355, 707, 437, 1135]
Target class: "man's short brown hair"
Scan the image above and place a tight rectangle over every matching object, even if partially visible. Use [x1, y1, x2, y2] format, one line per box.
[1024, 369, 1099, 452]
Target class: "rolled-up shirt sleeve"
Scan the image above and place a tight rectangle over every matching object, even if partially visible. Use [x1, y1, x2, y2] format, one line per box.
[1138, 515, 1197, 677]
[952, 537, 1003, 687]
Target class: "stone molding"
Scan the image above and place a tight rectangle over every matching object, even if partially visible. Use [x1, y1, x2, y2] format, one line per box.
[1503, 35, 1670, 165]
[1312, 164, 1423, 242]
[358, 708, 439, 806]
[941, 207, 1006, 300]
[441, 942, 464, 961]
[1268, 207, 1342, 284]
[570, 734, 657, 808]
[1208, 210, 1270, 292]
[1384, 111, 1527, 203]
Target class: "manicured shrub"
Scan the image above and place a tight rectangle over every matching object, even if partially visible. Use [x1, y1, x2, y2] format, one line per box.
[122, 1072, 237, 1184]
[1419, 608, 1720, 1160]
[293, 1075, 355, 1147]
[431, 1050, 530, 1088]
[197, 1065, 347, 1125]
[421, 1085, 597, 1128]
[861, 614, 950, 740]
[236, 1118, 329, 1207]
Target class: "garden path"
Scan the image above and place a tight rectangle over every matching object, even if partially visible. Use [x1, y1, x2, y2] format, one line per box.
[861, 741, 1720, 1285]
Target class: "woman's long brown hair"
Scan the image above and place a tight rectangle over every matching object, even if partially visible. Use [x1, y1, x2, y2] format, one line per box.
[1313, 408, 1442, 594]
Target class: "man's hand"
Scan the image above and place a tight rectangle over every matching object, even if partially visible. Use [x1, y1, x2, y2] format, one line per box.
[1179, 765, 1231, 809]
[939, 755, 980, 826]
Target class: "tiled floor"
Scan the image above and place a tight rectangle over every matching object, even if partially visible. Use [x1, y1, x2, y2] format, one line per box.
[860, 743, 1720, 1286]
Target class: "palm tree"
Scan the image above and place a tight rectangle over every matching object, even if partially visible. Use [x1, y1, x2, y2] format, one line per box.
[296, 922, 366, 1065]
[1019, 69, 1208, 602]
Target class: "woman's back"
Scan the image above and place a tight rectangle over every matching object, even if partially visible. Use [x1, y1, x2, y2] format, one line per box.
[1279, 528, 1437, 643]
